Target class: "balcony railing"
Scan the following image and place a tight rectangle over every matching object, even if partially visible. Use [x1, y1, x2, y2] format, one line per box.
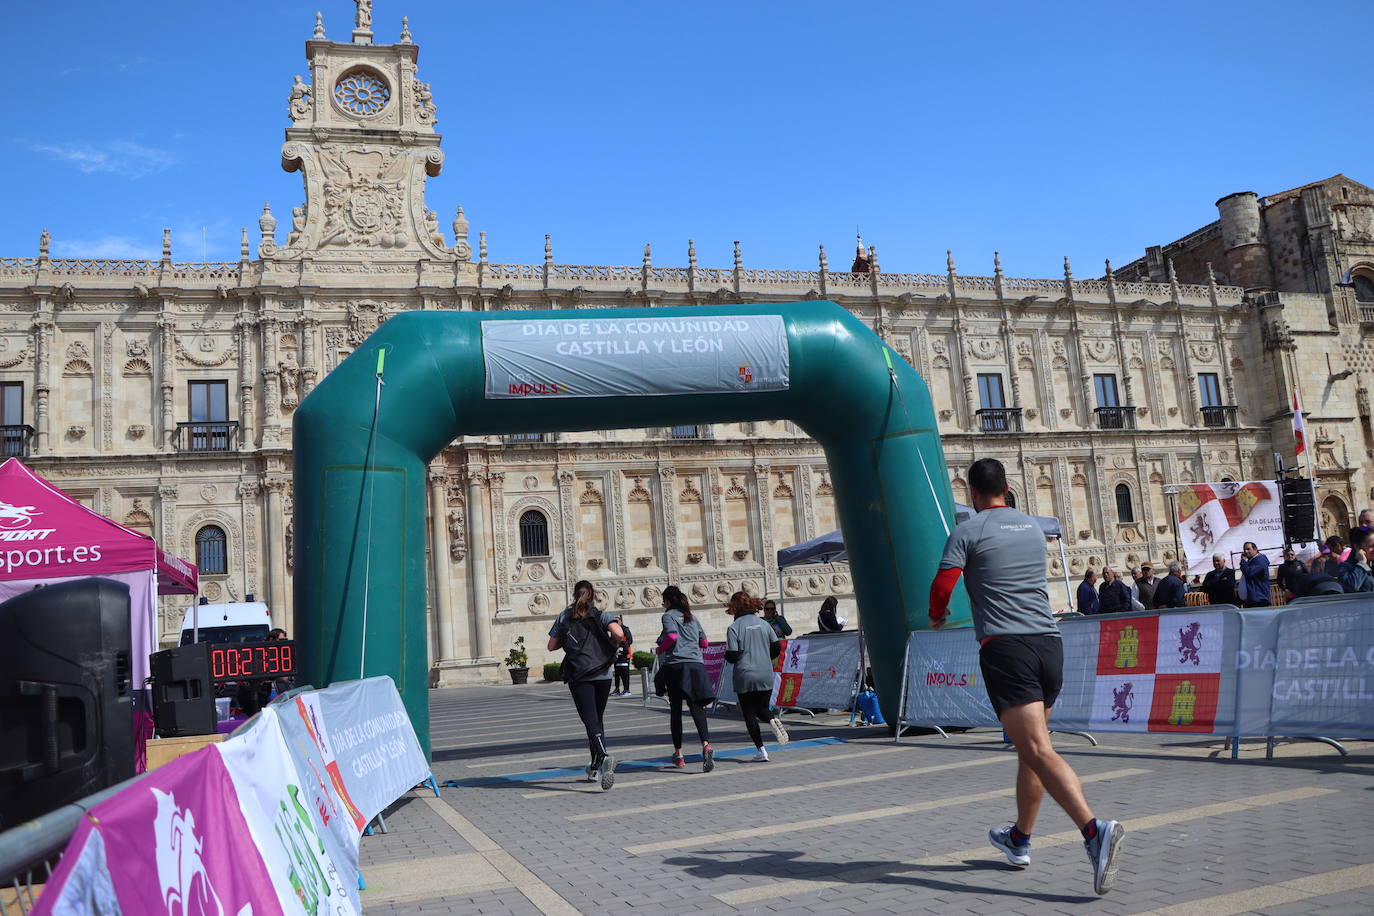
[504, 432, 549, 443]
[0, 424, 34, 458]
[1094, 406, 1137, 430]
[175, 421, 238, 453]
[669, 425, 712, 440]
[1360, 304, 1374, 325]
[976, 407, 1023, 433]
[1200, 405, 1238, 428]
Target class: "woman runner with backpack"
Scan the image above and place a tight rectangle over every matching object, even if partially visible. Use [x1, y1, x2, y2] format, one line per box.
[548, 580, 625, 790]
[656, 585, 716, 771]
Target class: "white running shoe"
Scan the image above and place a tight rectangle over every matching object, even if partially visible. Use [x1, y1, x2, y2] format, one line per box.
[1084, 819, 1125, 895]
[752, 748, 770, 762]
[988, 824, 1030, 867]
[599, 755, 617, 791]
[769, 717, 789, 746]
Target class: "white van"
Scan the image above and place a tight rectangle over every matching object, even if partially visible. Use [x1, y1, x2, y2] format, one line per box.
[179, 599, 272, 645]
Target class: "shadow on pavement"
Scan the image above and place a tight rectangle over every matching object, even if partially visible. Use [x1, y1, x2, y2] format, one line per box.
[661, 849, 1097, 905]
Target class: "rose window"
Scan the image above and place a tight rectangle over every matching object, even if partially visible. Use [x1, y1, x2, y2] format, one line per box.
[334, 68, 391, 116]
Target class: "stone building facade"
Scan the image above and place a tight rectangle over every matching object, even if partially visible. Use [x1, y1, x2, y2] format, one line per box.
[1, 5, 1370, 683]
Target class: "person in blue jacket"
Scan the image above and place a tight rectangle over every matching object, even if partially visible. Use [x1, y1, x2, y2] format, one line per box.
[1238, 542, 1271, 607]
[1337, 527, 1374, 593]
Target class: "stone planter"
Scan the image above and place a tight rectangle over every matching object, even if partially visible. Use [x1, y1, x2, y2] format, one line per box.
[508, 667, 529, 685]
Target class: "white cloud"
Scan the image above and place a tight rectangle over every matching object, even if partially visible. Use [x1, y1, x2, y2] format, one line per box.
[33, 140, 176, 179]
[50, 236, 159, 259]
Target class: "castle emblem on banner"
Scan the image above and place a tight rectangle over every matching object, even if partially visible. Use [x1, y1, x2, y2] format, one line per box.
[738, 365, 753, 383]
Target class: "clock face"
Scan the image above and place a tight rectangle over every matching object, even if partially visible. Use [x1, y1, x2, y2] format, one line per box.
[334, 67, 391, 116]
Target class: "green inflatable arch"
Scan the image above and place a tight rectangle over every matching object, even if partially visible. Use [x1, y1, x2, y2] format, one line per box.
[293, 301, 969, 755]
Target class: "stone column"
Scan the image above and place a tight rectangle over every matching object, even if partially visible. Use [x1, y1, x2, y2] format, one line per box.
[265, 479, 288, 628]
[466, 470, 495, 661]
[259, 316, 281, 444]
[428, 468, 457, 662]
[157, 482, 179, 644]
[158, 315, 176, 449]
[32, 316, 53, 454]
[237, 315, 258, 449]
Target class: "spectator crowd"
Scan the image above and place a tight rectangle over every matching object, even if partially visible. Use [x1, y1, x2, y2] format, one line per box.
[1071, 508, 1374, 614]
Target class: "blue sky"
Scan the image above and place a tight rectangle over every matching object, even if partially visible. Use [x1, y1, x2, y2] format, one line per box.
[6, 1, 1370, 278]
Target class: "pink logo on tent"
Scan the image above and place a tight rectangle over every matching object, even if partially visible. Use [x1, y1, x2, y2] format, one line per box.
[0, 501, 40, 529]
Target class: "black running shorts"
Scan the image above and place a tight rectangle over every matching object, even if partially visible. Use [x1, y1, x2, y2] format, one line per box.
[978, 634, 1064, 717]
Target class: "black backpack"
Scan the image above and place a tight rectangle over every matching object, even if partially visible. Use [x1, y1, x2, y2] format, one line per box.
[561, 611, 616, 683]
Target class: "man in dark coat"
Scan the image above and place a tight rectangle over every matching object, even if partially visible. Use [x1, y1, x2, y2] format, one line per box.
[1153, 562, 1187, 609]
[1076, 569, 1100, 615]
[1275, 549, 1307, 596]
[1200, 553, 1238, 606]
[1133, 564, 1157, 608]
[1098, 567, 1131, 613]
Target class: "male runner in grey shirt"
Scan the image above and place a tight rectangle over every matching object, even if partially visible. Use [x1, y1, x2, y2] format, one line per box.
[929, 457, 1125, 895]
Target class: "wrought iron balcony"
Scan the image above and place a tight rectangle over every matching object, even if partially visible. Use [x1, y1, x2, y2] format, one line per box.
[1093, 406, 1137, 430]
[976, 407, 1023, 433]
[175, 421, 238, 453]
[504, 432, 549, 443]
[0, 425, 35, 458]
[1200, 405, 1238, 428]
[669, 425, 712, 440]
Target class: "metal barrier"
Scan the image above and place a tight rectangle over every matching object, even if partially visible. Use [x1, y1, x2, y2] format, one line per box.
[0, 770, 151, 913]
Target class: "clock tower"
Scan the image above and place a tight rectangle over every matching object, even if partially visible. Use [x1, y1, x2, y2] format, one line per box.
[268, 2, 469, 267]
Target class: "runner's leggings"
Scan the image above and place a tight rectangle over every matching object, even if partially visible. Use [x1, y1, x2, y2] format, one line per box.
[738, 689, 773, 748]
[568, 679, 611, 762]
[613, 665, 631, 693]
[667, 685, 711, 749]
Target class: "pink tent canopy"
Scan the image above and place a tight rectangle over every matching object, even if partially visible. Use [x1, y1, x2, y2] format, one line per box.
[0, 458, 197, 594]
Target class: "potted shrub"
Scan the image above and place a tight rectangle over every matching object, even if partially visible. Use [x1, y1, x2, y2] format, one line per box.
[504, 636, 529, 685]
[543, 661, 562, 682]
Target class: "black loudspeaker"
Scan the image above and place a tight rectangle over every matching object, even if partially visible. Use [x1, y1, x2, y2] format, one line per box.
[150, 643, 216, 738]
[1280, 477, 1317, 544]
[0, 577, 134, 830]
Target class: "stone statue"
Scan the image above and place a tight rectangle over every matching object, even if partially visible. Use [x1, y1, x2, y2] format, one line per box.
[38, 228, 50, 258]
[286, 205, 306, 246]
[425, 209, 444, 247]
[288, 75, 311, 121]
[279, 349, 301, 410]
[355, 0, 371, 29]
[412, 78, 436, 124]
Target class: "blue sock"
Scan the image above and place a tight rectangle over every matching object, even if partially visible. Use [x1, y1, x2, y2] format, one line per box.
[1081, 820, 1099, 840]
[1009, 825, 1031, 845]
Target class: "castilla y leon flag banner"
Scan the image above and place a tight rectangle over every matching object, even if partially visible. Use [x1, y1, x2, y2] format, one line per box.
[1292, 388, 1306, 456]
[1176, 481, 1288, 575]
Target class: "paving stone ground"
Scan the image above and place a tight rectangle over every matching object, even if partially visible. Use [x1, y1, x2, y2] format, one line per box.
[359, 681, 1374, 915]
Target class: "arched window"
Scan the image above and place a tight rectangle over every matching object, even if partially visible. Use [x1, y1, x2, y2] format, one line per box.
[1114, 484, 1134, 524]
[1005, 490, 1017, 509]
[195, 525, 227, 575]
[519, 510, 549, 558]
[1353, 275, 1374, 303]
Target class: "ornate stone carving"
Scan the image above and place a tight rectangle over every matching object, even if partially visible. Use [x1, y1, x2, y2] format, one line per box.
[127, 424, 146, 440]
[412, 78, 436, 125]
[969, 338, 1000, 360]
[1084, 339, 1113, 362]
[447, 508, 466, 561]
[287, 75, 312, 121]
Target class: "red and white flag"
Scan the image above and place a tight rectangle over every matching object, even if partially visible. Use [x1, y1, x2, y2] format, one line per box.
[1292, 388, 1306, 457]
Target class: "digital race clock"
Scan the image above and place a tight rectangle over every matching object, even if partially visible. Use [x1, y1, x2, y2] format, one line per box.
[208, 641, 296, 682]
